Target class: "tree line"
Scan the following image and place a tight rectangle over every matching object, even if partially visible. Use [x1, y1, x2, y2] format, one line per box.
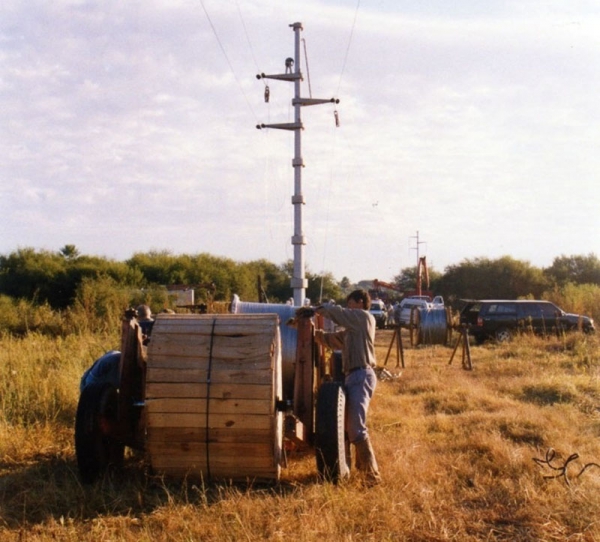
[393, 254, 600, 302]
[1, 246, 599, 334]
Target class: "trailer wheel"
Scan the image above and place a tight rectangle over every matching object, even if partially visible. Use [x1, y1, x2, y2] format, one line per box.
[75, 382, 124, 484]
[315, 381, 350, 483]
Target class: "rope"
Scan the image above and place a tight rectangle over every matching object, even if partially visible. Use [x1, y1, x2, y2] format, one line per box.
[204, 317, 218, 478]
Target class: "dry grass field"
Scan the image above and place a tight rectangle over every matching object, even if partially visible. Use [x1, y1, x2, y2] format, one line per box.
[1, 327, 599, 541]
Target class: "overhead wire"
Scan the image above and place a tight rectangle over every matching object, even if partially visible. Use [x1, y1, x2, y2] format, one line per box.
[235, 0, 261, 74]
[336, 0, 361, 96]
[235, 0, 286, 264]
[318, 0, 362, 295]
[198, 1, 362, 288]
[199, 0, 286, 265]
[198, 0, 259, 123]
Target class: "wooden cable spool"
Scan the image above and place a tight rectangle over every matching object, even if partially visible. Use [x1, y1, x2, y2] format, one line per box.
[144, 313, 283, 481]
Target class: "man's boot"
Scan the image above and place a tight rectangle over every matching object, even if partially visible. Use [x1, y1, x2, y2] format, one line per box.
[355, 437, 381, 486]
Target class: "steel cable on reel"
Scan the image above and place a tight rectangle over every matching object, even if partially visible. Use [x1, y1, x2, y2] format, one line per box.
[412, 307, 452, 346]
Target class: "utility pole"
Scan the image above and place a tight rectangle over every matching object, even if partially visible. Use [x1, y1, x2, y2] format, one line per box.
[410, 230, 426, 266]
[256, 22, 339, 307]
[410, 231, 428, 296]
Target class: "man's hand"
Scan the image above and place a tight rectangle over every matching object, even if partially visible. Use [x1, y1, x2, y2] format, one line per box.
[295, 306, 315, 318]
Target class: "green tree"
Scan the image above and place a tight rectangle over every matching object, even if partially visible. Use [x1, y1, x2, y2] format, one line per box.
[0, 248, 69, 307]
[544, 253, 600, 286]
[339, 276, 352, 290]
[0, 248, 139, 309]
[239, 259, 291, 303]
[306, 271, 342, 304]
[59, 244, 80, 259]
[437, 256, 548, 304]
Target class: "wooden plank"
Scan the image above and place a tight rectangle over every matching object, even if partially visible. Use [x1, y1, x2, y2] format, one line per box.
[146, 354, 274, 372]
[145, 441, 273, 457]
[146, 426, 274, 444]
[145, 398, 272, 416]
[150, 327, 276, 342]
[146, 367, 273, 385]
[151, 315, 279, 337]
[148, 332, 276, 362]
[145, 382, 274, 401]
[151, 453, 276, 469]
[146, 412, 274, 430]
[150, 463, 280, 481]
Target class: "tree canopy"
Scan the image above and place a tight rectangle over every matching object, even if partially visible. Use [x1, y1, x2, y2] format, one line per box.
[1, 247, 599, 314]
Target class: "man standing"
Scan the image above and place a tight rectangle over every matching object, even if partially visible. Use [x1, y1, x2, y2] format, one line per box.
[313, 289, 381, 485]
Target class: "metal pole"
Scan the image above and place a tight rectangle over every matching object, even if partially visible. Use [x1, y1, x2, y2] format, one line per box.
[290, 22, 306, 307]
[256, 22, 338, 307]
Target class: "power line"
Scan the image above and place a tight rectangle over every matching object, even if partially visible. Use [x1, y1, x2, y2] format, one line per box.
[336, 0, 361, 95]
[236, 0, 261, 75]
[198, 0, 259, 123]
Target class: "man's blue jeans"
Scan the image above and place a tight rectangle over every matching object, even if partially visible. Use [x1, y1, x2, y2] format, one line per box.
[345, 366, 377, 443]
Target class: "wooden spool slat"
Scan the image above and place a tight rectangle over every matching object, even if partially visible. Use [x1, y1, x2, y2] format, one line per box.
[145, 313, 283, 482]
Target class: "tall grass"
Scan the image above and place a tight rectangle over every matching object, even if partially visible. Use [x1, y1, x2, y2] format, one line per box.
[543, 282, 600, 324]
[0, 328, 599, 540]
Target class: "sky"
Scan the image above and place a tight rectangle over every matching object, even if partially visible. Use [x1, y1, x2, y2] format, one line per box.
[2, 0, 600, 284]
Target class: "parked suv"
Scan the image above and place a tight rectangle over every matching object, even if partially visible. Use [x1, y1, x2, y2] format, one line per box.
[369, 299, 388, 329]
[460, 299, 595, 344]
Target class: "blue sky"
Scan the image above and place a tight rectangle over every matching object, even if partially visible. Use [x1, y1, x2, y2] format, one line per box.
[2, 0, 599, 283]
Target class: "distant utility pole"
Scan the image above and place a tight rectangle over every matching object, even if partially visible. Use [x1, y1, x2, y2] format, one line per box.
[410, 230, 426, 267]
[256, 22, 339, 307]
[410, 231, 430, 296]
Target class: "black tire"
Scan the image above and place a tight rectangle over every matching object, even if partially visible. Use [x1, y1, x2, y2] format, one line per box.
[331, 351, 344, 383]
[75, 382, 124, 484]
[495, 328, 512, 343]
[315, 381, 350, 483]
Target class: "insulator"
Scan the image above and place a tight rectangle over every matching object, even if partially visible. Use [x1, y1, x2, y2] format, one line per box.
[264, 85, 270, 103]
[334, 109, 340, 127]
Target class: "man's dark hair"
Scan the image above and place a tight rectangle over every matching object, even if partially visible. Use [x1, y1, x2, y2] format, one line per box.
[346, 289, 371, 310]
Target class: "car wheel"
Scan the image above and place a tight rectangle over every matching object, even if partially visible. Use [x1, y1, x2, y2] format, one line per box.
[495, 328, 512, 343]
[315, 381, 350, 484]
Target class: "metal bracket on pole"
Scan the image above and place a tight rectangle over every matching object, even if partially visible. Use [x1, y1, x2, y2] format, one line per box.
[256, 22, 340, 307]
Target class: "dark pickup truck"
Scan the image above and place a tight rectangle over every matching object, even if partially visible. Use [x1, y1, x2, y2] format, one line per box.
[459, 299, 595, 344]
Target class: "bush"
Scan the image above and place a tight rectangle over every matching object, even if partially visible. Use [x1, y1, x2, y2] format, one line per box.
[543, 283, 600, 324]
